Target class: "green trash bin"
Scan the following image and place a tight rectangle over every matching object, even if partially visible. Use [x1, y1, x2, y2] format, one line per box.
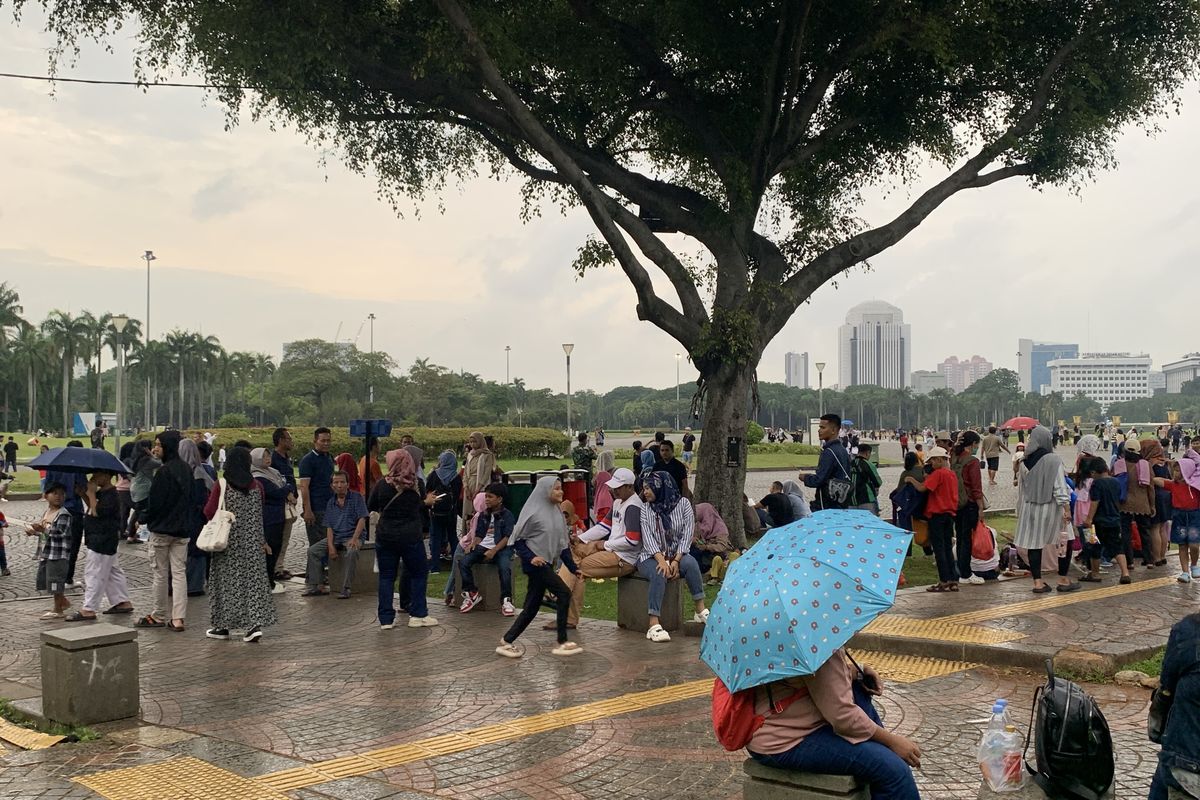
[502, 471, 536, 519]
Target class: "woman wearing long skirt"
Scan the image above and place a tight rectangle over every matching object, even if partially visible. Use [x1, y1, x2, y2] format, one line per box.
[202, 447, 277, 643]
[1014, 426, 1076, 594]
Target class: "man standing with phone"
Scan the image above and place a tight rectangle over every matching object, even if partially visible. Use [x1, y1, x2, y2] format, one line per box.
[800, 414, 853, 511]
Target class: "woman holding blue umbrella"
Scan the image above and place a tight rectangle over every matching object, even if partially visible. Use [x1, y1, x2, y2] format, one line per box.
[636, 471, 708, 643]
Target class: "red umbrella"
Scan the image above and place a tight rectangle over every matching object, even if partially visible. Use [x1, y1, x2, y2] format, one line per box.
[1000, 416, 1040, 431]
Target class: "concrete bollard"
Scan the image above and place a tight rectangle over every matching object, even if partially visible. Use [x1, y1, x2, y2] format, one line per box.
[453, 562, 505, 611]
[743, 759, 868, 800]
[616, 573, 683, 632]
[327, 541, 378, 595]
[40, 624, 139, 725]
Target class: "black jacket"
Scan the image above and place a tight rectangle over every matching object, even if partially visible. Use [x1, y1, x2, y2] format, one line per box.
[144, 433, 194, 537]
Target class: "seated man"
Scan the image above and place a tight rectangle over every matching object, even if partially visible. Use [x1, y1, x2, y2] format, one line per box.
[756, 481, 794, 528]
[458, 482, 516, 617]
[302, 471, 367, 598]
[557, 468, 644, 629]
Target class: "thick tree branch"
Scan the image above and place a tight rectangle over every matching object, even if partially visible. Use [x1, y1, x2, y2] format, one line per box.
[773, 115, 862, 176]
[435, 0, 702, 348]
[764, 36, 1082, 340]
[750, 2, 802, 188]
[600, 196, 709, 323]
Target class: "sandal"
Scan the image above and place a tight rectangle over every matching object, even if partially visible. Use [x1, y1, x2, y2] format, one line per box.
[1079, 574, 1102, 583]
[542, 622, 577, 630]
[135, 615, 165, 628]
[495, 642, 523, 659]
[63, 611, 97, 622]
[926, 583, 946, 593]
[166, 621, 185, 632]
[301, 588, 329, 597]
[551, 642, 583, 657]
[946, 582, 959, 592]
[1031, 584, 1053, 594]
[103, 605, 134, 615]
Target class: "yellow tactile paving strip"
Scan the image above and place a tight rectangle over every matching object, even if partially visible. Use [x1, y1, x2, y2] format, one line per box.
[848, 650, 979, 683]
[863, 615, 1024, 644]
[255, 678, 713, 791]
[74, 756, 290, 800]
[939, 575, 1176, 626]
[0, 717, 65, 750]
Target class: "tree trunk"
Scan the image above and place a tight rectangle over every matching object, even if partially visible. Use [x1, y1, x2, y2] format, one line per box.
[178, 364, 185, 429]
[96, 347, 103, 413]
[62, 360, 71, 436]
[27, 366, 36, 430]
[693, 361, 754, 547]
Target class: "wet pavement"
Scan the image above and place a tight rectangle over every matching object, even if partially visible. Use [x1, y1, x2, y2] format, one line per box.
[0, 463, 1177, 800]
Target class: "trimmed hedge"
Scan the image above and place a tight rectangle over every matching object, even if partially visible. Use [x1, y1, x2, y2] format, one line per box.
[747, 443, 821, 455]
[166, 426, 570, 459]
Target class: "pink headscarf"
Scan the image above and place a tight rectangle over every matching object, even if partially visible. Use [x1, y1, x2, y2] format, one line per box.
[384, 448, 416, 491]
[1182, 450, 1200, 494]
[694, 503, 731, 550]
[593, 470, 613, 523]
[1111, 453, 1150, 486]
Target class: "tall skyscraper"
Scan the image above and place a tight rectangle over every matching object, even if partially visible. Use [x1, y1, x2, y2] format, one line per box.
[1018, 339, 1079, 394]
[784, 351, 809, 388]
[937, 355, 993, 392]
[838, 301, 911, 389]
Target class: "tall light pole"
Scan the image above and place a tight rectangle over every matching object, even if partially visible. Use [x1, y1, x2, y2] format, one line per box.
[505, 345, 511, 385]
[367, 313, 376, 404]
[111, 314, 129, 452]
[562, 343, 574, 435]
[674, 353, 682, 430]
[142, 250, 156, 430]
[816, 361, 827, 417]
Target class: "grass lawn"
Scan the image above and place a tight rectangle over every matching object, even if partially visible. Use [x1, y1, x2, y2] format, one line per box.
[0, 434, 121, 460]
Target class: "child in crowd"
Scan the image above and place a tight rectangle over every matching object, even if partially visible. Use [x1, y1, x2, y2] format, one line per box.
[459, 482, 516, 616]
[906, 446, 958, 592]
[28, 482, 72, 619]
[1084, 458, 1129, 584]
[1154, 459, 1200, 583]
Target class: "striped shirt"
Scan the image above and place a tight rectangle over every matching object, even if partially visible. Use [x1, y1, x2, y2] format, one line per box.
[638, 499, 695, 563]
[323, 491, 368, 544]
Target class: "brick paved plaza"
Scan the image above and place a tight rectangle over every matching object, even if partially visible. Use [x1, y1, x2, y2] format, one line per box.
[0, 440, 1186, 799]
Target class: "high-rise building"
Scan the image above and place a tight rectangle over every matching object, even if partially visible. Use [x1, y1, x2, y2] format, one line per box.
[937, 355, 993, 393]
[1019, 339, 1079, 394]
[1048, 353, 1151, 411]
[1161, 354, 1200, 394]
[838, 301, 911, 389]
[784, 352, 809, 389]
[912, 370, 948, 396]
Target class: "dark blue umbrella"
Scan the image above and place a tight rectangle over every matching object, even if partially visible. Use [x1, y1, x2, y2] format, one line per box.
[28, 446, 130, 475]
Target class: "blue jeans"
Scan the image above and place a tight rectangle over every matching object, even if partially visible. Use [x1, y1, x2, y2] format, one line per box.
[750, 685, 918, 800]
[428, 515, 455, 572]
[459, 545, 512, 599]
[376, 539, 429, 624]
[635, 554, 704, 616]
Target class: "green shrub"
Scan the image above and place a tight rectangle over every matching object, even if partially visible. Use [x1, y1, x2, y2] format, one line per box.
[747, 421, 765, 444]
[177, 426, 570, 459]
[747, 442, 821, 455]
[216, 412, 251, 428]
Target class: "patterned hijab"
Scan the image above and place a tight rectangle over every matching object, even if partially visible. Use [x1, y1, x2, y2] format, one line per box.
[642, 470, 681, 531]
[384, 448, 416, 491]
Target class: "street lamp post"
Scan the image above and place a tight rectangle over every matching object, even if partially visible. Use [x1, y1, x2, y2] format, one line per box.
[112, 314, 129, 452]
[367, 313, 376, 404]
[562, 343, 574, 435]
[505, 345, 511, 385]
[674, 353, 681, 430]
[816, 361, 826, 417]
[142, 250, 156, 430]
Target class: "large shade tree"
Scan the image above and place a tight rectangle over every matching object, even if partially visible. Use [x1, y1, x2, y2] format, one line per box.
[19, 0, 1200, 535]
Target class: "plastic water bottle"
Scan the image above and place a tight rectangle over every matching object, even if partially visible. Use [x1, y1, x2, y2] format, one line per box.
[996, 698, 1011, 727]
[987, 702, 1007, 731]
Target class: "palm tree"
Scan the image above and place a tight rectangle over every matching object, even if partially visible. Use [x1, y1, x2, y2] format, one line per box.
[10, 323, 49, 430]
[41, 310, 92, 435]
[228, 351, 254, 415]
[102, 317, 142, 426]
[252, 353, 275, 425]
[165, 330, 193, 428]
[0, 281, 23, 344]
[79, 310, 111, 413]
[131, 340, 171, 430]
[192, 334, 222, 426]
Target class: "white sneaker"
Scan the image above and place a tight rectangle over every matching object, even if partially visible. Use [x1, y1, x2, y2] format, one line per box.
[380, 622, 395, 630]
[501, 597, 516, 617]
[1179, 572, 1193, 584]
[1192, 565, 1200, 579]
[242, 627, 262, 643]
[967, 575, 986, 585]
[407, 615, 439, 627]
[459, 591, 482, 614]
[693, 608, 710, 624]
[646, 624, 671, 642]
[495, 642, 523, 658]
[271, 583, 287, 594]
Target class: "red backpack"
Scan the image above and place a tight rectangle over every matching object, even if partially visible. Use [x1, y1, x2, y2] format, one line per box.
[711, 678, 808, 751]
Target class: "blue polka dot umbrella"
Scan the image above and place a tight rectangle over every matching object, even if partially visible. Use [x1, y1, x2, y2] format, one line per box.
[700, 509, 911, 693]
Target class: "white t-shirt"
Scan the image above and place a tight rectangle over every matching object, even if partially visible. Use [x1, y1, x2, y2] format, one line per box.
[605, 496, 645, 566]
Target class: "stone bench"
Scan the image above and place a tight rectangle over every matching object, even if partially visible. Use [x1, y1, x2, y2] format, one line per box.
[743, 759, 867, 800]
[616, 573, 683, 632]
[327, 540, 378, 595]
[41, 624, 139, 726]
[452, 560, 506, 612]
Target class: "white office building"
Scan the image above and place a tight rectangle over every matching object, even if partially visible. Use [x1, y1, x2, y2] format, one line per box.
[784, 352, 809, 389]
[838, 301, 911, 389]
[1162, 354, 1200, 394]
[912, 370, 948, 396]
[1048, 353, 1152, 411]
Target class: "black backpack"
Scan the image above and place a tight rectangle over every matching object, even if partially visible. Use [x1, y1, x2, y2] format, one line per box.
[1024, 660, 1115, 800]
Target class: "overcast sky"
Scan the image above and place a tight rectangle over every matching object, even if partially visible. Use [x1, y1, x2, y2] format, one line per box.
[3, 13, 1198, 394]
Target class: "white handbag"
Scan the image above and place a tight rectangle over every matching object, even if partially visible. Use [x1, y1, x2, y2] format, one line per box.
[197, 479, 235, 553]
